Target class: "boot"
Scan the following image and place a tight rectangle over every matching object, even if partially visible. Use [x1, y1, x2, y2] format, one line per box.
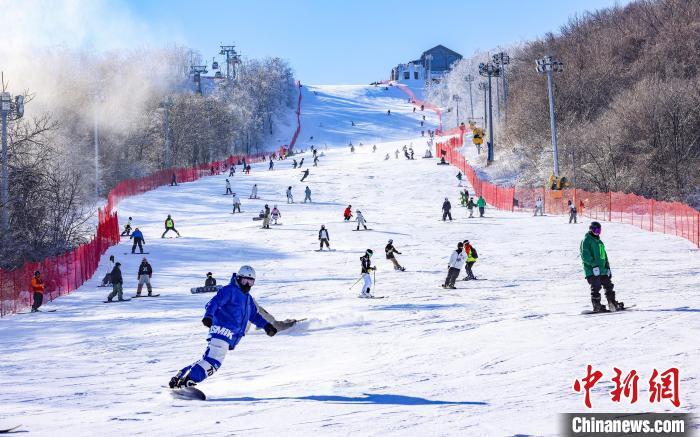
[592, 297, 608, 313]
[607, 297, 624, 312]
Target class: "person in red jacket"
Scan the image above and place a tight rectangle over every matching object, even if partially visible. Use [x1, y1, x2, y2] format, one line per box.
[31, 270, 45, 312]
[343, 205, 353, 221]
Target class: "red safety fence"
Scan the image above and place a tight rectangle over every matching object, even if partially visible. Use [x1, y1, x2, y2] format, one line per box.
[0, 85, 304, 317]
[436, 136, 700, 247]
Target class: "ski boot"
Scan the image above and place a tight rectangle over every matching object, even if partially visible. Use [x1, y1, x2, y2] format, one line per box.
[169, 370, 196, 389]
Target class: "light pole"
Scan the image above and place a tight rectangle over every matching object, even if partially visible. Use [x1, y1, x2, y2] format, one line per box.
[1, 90, 24, 237]
[465, 74, 475, 120]
[160, 96, 174, 168]
[452, 94, 461, 126]
[493, 52, 510, 123]
[536, 55, 564, 177]
[425, 54, 433, 84]
[479, 61, 502, 164]
[478, 82, 488, 132]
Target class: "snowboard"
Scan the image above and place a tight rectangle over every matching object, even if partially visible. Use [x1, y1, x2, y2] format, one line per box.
[191, 285, 222, 294]
[97, 284, 111, 288]
[358, 295, 386, 299]
[251, 217, 264, 221]
[314, 249, 336, 252]
[131, 294, 160, 298]
[0, 425, 21, 433]
[581, 304, 634, 315]
[124, 252, 150, 255]
[352, 229, 372, 231]
[170, 386, 206, 401]
[103, 299, 132, 303]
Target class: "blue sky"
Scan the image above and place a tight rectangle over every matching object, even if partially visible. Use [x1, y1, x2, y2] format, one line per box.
[122, 0, 628, 84]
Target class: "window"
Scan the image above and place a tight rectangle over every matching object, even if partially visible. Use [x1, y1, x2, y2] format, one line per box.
[414, 72, 419, 79]
[404, 72, 410, 80]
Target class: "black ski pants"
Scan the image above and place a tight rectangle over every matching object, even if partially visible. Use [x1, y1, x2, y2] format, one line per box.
[586, 274, 615, 303]
[320, 238, 330, 249]
[444, 267, 460, 287]
[132, 238, 144, 253]
[464, 261, 476, 279]
[443, 210, 452, 221]
[32, 292, 43, 311]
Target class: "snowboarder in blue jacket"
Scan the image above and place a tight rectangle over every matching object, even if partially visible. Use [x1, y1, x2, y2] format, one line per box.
[169, 265, 278, 389]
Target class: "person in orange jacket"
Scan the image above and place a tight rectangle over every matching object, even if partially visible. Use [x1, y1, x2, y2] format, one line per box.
[31, 270, 45, 312]
[343, 205, 353, 221]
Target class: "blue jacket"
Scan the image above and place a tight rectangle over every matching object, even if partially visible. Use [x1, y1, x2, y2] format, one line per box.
[204, 274, 269, 347]
[130, 229, 144, 241]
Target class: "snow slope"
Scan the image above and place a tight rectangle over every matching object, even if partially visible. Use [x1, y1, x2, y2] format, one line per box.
[1, 85, 698, 436]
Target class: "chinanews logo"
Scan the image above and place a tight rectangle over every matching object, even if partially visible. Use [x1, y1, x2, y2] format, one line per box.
[210, 325, 233, 340]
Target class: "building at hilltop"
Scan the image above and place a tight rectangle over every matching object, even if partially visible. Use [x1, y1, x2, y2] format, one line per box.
[391, 45, 463, 85]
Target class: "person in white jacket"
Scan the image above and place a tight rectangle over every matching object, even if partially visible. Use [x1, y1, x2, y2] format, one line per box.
[232, 193, 241, 213]
[286, 186, 294, 204]
[355, 210, 368, 231]
[250, 184, 258, 199]
[225, 179, 232, 195]
[271, 205, 281, 224]
[443, 242, 465, 289]
[534, 196, 544, 216]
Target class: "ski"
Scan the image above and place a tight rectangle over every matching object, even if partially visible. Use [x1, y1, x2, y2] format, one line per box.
[170, 386, 206, 401]
[131, 294, 160, 298]
[0, 425, 21, 433]
[103, 299, 132, 303]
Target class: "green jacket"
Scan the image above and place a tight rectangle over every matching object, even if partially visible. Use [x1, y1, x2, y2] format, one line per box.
[579, 231, 610, 277]
[476, 197, 486, 208]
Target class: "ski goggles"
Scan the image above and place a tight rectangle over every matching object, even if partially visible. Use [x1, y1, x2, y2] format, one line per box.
[238, 277, 255, 286]
[591, 226, 602, 235]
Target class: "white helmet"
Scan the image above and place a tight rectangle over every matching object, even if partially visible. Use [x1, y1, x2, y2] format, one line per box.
[237, 265, 256, 280]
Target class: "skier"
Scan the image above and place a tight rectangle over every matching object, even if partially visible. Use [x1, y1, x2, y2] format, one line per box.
[30, 270, 45, 312]
[168, 266, 278, 390]
[387, 109, 391, 115]
[456, 171, 463, 187]
[300, 169, 309, 182]
[262, 204, 271, 229]
[293, 159, 298, 169]
[442, 198, 453, 221]
[462, 240, 478, 280]
[313, 155, 319, 167]
[395, 149, 399, 159]
[358, 249, 377, 298]
[229, 166, 235, 177]
[385, 239, 405, 271]
[250, 184, 258, 199]
[171, 173, 177, 186]
[245, 164, 251, 174]
[384, 153, 390, 160]
[580, 221, 623, 312]
[467, 197, 476, 218]
[106, 262, 126, 302]
[421, 104, 424, 111]
[225, 179, 232, 195]
[100, 255, 116, 286]
[299, 158, 305, 167]
[286, 186, 294, 204]
[232, 193, 241, 213]
[477, 195, 486, 217]
[205, 272, 217, 287]
[343, 205, 353, 221]
[161, 215, 181, 238]
[271, 205, 281, 225]
[318, 225, 330, 250]
[534, 196, 544, 216]
[568, 200, 578, 224]
[355, 210, 368, 231]
[130, 228, 146, 254]
[372, 145, 377, 153]
[409, 148, 415, 160]
[121, 217, 133, 236]
[443, 242, 465, 289]
[136, 257, 154, 296]
[351, 145, 355, 153]
[268, 159, 274, 170]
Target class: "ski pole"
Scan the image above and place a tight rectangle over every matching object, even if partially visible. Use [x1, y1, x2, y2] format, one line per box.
[349, 276, 363, 290]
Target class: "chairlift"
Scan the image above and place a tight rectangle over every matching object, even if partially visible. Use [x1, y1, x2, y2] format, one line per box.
[214, 71, 223, 78]
[212, 61, 219, 70]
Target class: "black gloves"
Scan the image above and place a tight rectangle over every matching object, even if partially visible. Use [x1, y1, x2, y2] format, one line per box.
[202, 317, 212, 328]
[264, 323, 278, 337]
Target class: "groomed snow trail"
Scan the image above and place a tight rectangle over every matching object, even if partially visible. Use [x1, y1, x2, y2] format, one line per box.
[1, 85, 697, 436]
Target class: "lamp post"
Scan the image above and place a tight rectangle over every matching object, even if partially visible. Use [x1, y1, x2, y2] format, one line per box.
[1, 90, 24, 237]
[536, 55, 564, 177]
[492, 52, 510, 122]
[479, 61, 502, 164]
[465, 74, 475, 120]
[478, 82, 488, 132]
[452, 94, 462, 126]
[425, 54, 433, 84]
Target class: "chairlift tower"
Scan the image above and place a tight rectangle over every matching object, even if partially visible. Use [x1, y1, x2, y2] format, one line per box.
[478, 61, 502, 164]
[536, 55, 564, 177]
[219, 45, 240, 80]
[190, 65, 208, 94]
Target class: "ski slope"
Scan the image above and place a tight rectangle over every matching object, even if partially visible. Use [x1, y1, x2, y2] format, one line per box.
[1, 85, 698, 436]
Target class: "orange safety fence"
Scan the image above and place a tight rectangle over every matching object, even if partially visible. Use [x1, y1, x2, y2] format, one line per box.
[0, 85, 304, 317]
[436, 136, 700, 247]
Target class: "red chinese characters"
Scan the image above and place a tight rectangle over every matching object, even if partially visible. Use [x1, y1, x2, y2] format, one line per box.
[574, 366, 681, 408]
[610, 367, 639, 404]
[649, 367, 681, 407]
[573, 364, 603, 408]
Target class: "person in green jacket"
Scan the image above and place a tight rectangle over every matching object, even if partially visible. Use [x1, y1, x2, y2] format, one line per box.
[161, 214, 181, 238]
[579, 221, 623, 312]
[467, 197, 476, 218]
[476, 196, 486, 217]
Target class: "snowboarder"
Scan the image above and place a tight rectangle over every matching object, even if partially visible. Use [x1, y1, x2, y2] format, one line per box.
[262, 205, 271, 229]
[232, 193, 242, 213]
[136, 257, 153, 296]
[395, 149, 399, 159]
[351, 145, 355, 153]
[161, 215, 181, 238]
[421, 104, 424, 111]
[121, 217, 133, 236]
[268, 159, 274, 170]
[100, 255, 116, 286]
[303, 186, 312, 203]
[106, 262, 125, 302]
[477, 196, 486, 217]
[359, 249, 377, 298]
[168, 266, 278, 390]
[171, 173, 177, 186]
[250, 184, 258, 199]
[467, 197, 475, 218]
[456, 171, 463, 187]
[423, 149, 432, 158]
[355, 210, 368, 230]
[442, 198, 453, 221]
[313, 155, 319, 166]
[299, 158, 305, 167]
[462, 240, 478, 280]
[387, 109, 391, 115]
[293, 159, 298, 169]
[343, 205, 353, 221]
[580, 221, 623, 312]
[318, 225, 330, 250]
[130, 228, 146, 254]
[271, 205, 281, 224]
[534, 196, 544, 216]
[245, 164, 251, 174]
[300, 169, 309, 182]
[225, 179, 232, 195]
[384, 153, 390, 160]
[385, 239, 405, 271]
[568, 200, 578, 224]
[30, 270, 45, 312]
[409, 148, 415, 160]
[443, 242, 465, 289]
[229, 166, 235, 177]
[372, 145, 377, 153]
[205, 272, 217, 287]
[286, 186, 294, 203]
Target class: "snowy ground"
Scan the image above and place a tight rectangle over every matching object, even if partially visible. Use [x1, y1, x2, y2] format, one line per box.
[1, 85, 698, 436]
